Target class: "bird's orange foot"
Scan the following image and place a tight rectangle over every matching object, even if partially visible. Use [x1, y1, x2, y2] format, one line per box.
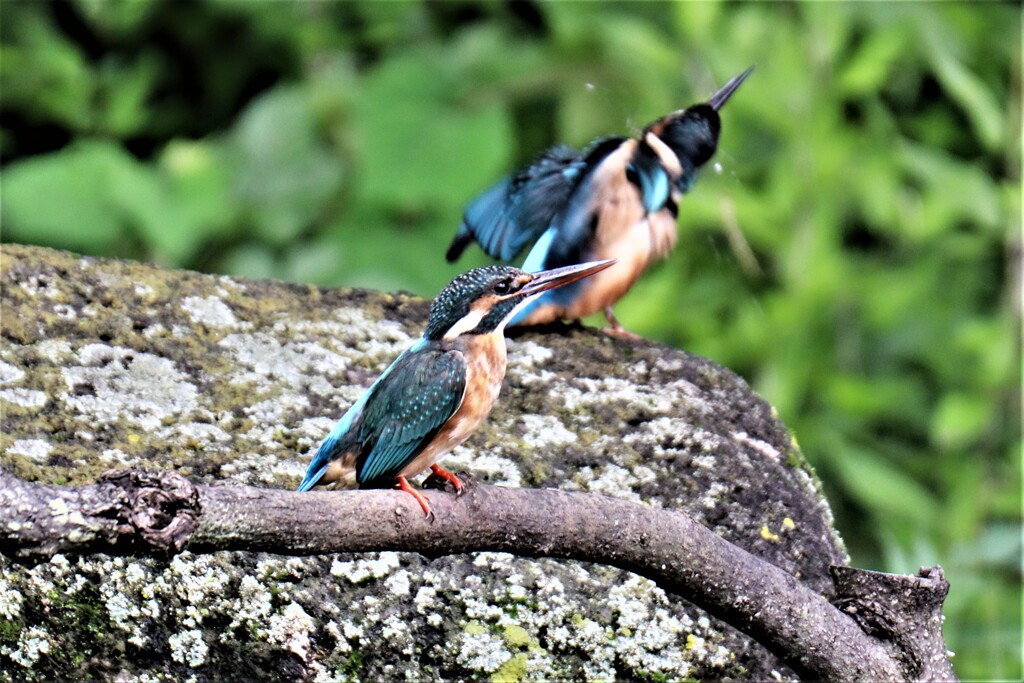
[603, 326, 643, 340]
[429, 464, 464, 496]
[602, 307, 643, 340]
[396, 476, 433, 518]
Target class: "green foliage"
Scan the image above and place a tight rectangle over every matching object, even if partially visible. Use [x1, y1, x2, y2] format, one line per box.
[1, 1, 1019, 679]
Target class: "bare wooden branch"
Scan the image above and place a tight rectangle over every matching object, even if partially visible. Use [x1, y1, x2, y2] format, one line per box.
[832, 565, 957, 682]
[0, 468, 198, 558]
[1, 467, 957, 682]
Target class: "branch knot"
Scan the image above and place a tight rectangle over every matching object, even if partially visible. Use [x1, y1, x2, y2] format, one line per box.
[830, 564, 956, 681]
[100, 468, 201, 556]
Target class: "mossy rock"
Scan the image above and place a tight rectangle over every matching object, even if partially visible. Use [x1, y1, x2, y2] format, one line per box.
[1, 244, 845, 681]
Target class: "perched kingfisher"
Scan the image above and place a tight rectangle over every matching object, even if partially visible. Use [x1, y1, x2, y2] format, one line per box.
[297, 258, 615, 516]
[445, 67, 753, 334]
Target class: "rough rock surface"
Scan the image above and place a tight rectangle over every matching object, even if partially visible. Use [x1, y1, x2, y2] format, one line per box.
[0, 244, 846, 681]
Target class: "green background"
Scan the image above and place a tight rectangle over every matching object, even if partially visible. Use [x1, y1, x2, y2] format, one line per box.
[1, 1, 1019, 679]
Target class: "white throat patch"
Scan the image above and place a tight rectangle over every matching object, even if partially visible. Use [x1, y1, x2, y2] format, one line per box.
[645, 131, 682, 177]
[443, 305, 487, 340]
[442, 290, 545, 339]
[497, 292, 543, 334]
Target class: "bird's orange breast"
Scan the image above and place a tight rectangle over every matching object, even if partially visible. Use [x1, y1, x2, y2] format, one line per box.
[397, 332, 507, 479]
[518, 140, 680, 325]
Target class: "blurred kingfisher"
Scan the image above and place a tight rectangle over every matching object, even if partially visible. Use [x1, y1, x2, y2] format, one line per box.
[297, 258, 615, 516]
[445, 67, 753, 335]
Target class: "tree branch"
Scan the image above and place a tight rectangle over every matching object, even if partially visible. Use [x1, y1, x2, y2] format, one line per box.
[0, 468, 956, 682]
[832, 565, 957, 681]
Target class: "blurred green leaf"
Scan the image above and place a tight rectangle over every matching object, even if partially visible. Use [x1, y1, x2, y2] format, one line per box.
[280, 238, 345, 285]
[0, 9, 94, 131]
[2, 138, 234, 264]
[826, 373, 928, 424]
[160, 140, 236, 245]
[952, 317, 1016, 390]
[219, 243, 278, 281]
[925, 39, 1005, 153]
[72, 0, 157, 36]
[228, 85, 345, 244]
[830, 443, 940, 523]
[898, 141, 1003, 237]
[837, 27, 905, 96]
[930, 392, 994, 451]
[354, 49, 513, 209]
[94, 52, 160, 137]
[2, 141, 130, 252]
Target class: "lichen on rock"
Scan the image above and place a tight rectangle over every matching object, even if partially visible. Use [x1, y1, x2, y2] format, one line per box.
[1, 244, 845, 681]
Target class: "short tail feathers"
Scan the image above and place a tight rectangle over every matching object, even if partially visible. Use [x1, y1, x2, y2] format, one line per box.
[296, 463, 328, 492]
[445, 227, 475, 262]
[459, 176, 518, 261]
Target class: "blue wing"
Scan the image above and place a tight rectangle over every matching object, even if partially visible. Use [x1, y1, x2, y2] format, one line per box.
[518, 137, 635, 276]
[446, 145, 585, 263]
[354, 346, 467, 488]
[510, 138, 657, 325]
[297, 339, 431, 492]
[298, 375, 382, 491]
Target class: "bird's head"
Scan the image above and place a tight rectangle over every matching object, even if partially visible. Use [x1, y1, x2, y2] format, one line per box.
[649, 66, 753, 187]
[425, 259, 616, 340]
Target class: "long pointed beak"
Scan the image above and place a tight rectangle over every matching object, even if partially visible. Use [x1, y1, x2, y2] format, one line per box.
[708, 65, 754, 111]
[515, 259, 617, 298]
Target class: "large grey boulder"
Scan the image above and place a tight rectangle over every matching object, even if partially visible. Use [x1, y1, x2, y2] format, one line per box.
[0, 244, 845, 681]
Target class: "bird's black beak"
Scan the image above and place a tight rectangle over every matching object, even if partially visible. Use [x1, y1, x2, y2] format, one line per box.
[515, 259, 617, 299]
[707, 66, 754, 111]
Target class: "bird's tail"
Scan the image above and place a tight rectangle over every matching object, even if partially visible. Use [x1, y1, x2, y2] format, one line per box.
[296, 464, 328, 492]
[447, 177, 514, 262]
[445, 225, 475, 262]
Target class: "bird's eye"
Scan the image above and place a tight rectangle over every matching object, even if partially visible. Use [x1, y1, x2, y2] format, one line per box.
[494, 279, 512, 295]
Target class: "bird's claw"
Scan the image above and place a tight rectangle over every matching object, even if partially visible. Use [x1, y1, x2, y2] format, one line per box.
[396, 476, 434, 519]
[602, 307, 643, 340]
[603, 326, 643, 341]
[426, 464, 465, 496]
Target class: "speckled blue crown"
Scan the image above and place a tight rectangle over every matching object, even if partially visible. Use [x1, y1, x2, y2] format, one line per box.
[425, 266, 525, 340]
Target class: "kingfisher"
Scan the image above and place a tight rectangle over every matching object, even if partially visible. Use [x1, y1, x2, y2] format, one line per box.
[297, 258, 615, 516]
[445, 66, 753, 334]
